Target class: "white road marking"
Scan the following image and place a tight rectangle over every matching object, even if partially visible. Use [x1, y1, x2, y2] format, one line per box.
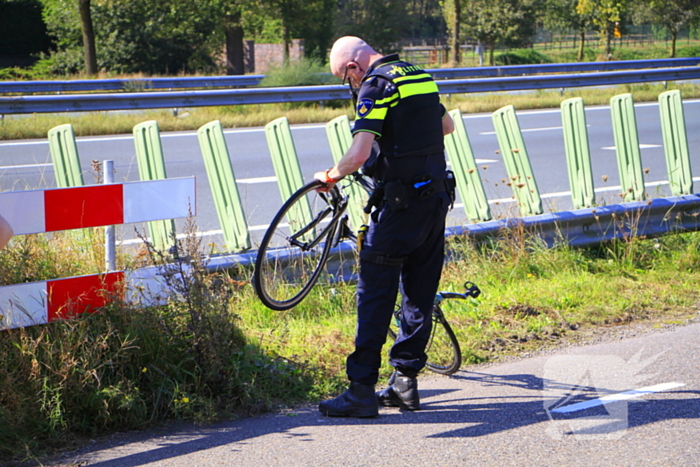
[602, 144, 662, 150]
[236, 176, 277, 184]
[480, 126, 563, 135]
[550, 382, 686, 414]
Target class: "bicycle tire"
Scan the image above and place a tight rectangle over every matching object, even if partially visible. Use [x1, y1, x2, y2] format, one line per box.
[387, 304, 462, 375]
[253, 181, 344, 311]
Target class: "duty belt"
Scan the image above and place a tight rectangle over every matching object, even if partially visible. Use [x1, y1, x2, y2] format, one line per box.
[380, 171, 456, 212]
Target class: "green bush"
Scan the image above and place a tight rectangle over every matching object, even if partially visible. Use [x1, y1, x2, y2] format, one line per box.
[259, 57, 345, 109]
[259, 57, 337, 87]
[495, 49, 553, 65]
[0, 230, 319, 463]
[676, 45, 700, 58]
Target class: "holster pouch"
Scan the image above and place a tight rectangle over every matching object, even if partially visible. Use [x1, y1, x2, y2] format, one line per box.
[445, 170, 456, 209]
[363, 183, 385, 214]
[385, 180, 410, 212]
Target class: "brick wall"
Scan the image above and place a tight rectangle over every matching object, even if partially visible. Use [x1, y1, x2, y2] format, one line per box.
[250, 39, 304, 73]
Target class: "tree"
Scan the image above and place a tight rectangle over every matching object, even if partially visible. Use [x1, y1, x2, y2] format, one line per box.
[633, 0, 700, 57]
[77, 0, 97, 74]
[577, 0, 629, 58]
[335, 0, 409, 54]
[216, 0, 261, 75]
[441, 0, 463, 64]
[0, 0, 52, 57]
[544, 0, 596, 61]
[41, 0, 221, 75]
[404, 0, 447, 39]
[290, 0, 335, 62]
[462, 0, 539, 65]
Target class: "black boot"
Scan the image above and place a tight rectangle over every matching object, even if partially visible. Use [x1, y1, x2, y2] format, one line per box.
[319, 382, 378, 418]
[376, 372, 420, 411]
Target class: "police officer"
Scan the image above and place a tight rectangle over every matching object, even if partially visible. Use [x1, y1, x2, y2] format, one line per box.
[316, 36, 455, 418]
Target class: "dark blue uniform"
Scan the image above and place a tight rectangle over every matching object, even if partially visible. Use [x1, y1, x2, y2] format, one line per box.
[346, 54, 451, 385]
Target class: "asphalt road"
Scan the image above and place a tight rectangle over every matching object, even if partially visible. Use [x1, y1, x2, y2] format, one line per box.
[48, 319, 700, 467]
[2, 99, 699, 248]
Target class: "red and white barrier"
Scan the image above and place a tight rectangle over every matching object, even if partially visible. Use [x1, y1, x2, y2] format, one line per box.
[0, 267, 173, 329]
[0, 178, 195, 235]
[0, 178, 195, 330]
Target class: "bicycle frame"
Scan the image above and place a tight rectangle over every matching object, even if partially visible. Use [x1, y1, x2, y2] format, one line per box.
[288, 188, 349, 251]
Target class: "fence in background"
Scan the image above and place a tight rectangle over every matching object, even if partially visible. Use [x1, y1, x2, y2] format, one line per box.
[3, 58, 699, 95]
[3, 62, 700, 115]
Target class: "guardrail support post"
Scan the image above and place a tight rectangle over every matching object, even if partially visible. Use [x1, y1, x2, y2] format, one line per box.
[133, 120, 177, 252]
[48, 123, 84, 188]
[444, 108, 492, 221]
[610, 93, 645, 201]
[491, 105, 543, 216]
[264, 117, 313, 229]
[561, 97, 595, 208]
[197, 120, 251, 252]
[658, 89, 693, 195]
[325, 115, 369, 230]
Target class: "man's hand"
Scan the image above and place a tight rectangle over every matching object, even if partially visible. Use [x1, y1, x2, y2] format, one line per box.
[314, 170, 337, 193]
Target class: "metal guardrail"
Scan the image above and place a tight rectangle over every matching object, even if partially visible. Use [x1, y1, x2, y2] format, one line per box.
[0, 75, 266, 94]
[2, 57, 699, 95]
[202, 194, 700, 282]
[428, 57, 700, 79]
[3, 67, 700, 115]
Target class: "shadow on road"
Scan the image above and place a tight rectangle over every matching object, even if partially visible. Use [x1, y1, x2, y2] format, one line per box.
[62, 369, 699, 467]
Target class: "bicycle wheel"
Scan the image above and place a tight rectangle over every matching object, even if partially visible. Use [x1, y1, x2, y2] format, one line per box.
[253, 181, 345, 311]
[387, 304, 462, 375]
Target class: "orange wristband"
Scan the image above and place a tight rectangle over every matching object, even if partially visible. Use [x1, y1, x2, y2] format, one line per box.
[325, 169, 340, 183]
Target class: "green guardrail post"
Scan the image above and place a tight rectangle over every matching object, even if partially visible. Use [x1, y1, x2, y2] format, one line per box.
[658, 90, 693, 195]
[491, 105, 543, 216]
[264, 116, 313, 231]
[610, 93, 646, 201]
[560, 97, 596, 209]
[325, 115, 369, 231]
[444, 108, 492, 222]
[133, 120, 176, 251]
[197, 120, 251, 252]
[47, 124, 84, 188]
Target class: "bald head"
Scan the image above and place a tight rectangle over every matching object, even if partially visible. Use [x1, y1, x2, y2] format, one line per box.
[329, 36, 381, 78]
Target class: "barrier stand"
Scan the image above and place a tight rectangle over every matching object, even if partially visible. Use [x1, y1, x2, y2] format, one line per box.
[445, 108, 492, 221]
[197, 120, 251, 252]
[658, 89, 693, 195]
[104, 160, 116, 271]
[264, 117, 313, 230]
[324, 115, 369, 231]
[133, 120, 177, 251]
[48, 123, 84, 188]
[0, 177, 196, 330]
[610, 93, 646, 201]
[560, 97, 596, 209]
[491, 105, 543, 216]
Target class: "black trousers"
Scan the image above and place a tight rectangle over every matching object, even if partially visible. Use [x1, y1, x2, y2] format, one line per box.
[347, 192, 450, 385]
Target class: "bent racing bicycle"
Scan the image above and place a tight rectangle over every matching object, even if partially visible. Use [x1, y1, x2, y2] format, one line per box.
[253, 172, 481, 375]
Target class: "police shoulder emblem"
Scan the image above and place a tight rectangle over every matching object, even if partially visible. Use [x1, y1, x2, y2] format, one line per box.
[357, 98, 374, 118]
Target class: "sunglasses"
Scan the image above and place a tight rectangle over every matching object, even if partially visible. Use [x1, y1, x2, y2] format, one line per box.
[342, 62, 364, 86]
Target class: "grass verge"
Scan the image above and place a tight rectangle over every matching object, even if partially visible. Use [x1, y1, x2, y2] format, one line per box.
[4, 221, 700, 463]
